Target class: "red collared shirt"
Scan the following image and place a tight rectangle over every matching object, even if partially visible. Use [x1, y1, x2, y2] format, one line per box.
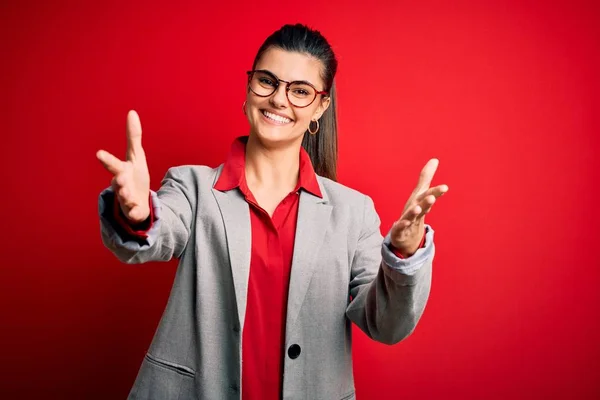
[112, 136, 424, 399]
[213, 136, 322, 399]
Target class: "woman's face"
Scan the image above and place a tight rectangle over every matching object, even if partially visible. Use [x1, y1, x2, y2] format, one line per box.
[246, 47, 330, 148]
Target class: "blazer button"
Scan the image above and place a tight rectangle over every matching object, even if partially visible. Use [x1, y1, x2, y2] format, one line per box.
[230, 383, 239, 392]
[233, 326, 240, 333]
[287, 344, 301, 359]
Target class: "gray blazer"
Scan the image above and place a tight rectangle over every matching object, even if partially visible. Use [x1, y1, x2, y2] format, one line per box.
[98, 164, 435, 400]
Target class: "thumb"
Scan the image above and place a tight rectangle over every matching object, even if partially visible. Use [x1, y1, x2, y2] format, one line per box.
[126, 109, 143, 161]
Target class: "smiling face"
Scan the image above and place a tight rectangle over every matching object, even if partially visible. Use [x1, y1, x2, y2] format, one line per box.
[245, 47, 331, 148]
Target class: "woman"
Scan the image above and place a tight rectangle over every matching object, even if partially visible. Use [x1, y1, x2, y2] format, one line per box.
[97, 24, 448, 400]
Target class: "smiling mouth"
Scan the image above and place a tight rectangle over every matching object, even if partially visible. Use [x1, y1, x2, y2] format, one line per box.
[262, 110, 292, 124]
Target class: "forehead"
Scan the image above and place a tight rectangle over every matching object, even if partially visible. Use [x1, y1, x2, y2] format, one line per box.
[255, 47, 325, 87]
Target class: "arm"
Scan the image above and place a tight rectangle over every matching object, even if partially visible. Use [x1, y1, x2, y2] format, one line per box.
[345, 195, 434, 345]
[98, 167, 195, 264]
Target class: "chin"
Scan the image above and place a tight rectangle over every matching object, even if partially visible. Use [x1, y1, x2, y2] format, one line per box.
[255, 127, 290, 143]
[253, 127, 303, 147]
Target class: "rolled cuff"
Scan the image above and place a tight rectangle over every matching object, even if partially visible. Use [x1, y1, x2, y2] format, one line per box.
[381, 225, 435, 276]
[98, 188, 163, 252]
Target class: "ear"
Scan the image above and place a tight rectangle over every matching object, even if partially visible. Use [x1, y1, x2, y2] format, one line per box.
[313, 96, 331, 120]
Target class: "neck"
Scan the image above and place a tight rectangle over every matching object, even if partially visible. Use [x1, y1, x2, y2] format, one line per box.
[245, 134, 301, 193]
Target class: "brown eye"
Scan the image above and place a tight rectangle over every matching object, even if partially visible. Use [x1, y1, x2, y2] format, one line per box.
[292, 88, 310, 96]
[289, 83, 314, 100]
[259, 77, 276, 87]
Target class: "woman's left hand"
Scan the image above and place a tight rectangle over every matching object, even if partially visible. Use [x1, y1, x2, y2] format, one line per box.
[389, 159, 449, 258]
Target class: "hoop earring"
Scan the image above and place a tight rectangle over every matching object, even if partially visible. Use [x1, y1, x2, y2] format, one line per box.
[308, 119, 319, 135]
[242, 101, 247, 115]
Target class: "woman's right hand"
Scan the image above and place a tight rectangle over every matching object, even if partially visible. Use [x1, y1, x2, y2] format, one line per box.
[96, 110, 151, 224]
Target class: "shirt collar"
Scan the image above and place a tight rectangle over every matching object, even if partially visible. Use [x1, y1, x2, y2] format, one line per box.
[213, 136, 322, 198]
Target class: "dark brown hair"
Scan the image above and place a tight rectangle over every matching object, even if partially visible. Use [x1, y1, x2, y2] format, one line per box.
[252, 24, 339, 181]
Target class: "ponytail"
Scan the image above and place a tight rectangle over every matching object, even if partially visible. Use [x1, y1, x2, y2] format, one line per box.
[302, 80, 338, 181]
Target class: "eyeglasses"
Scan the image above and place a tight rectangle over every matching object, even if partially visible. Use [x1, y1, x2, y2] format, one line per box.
[246, 70, 329, 108]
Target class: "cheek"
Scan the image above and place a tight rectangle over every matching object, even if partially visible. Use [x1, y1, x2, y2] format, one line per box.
[294, 110, 313, 126]
[245, 96, 262, 119]
[246, 94, 268, 112]
[294, 103, 319, 122]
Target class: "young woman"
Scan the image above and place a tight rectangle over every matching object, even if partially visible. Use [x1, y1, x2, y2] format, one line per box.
[97, 24, 448, 400]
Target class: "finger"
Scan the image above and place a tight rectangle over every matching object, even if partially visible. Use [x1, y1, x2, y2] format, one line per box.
[97, 150, 124, 175]
[113, 174, 127, 187]
[127, 206, 149, 223]
[126, 110, 143, 161]
[400, 203, 422, 223]
[118, 186, 129, 201]
[416, 184, 449, 202]
[392, 218, 411, 232]
[118, 188, 138, 209]
[418, 194, 436, 217]
[113, 175, 133, 202]
[415, 158, 439, 193]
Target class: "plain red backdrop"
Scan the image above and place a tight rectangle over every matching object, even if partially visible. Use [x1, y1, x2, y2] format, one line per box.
[1, 0, 599, 398]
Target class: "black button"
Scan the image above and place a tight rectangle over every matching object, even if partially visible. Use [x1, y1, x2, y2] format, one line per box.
[233, 326, 240, 333]
[288, 344, 301, 359]
[230, 383, 239, 392]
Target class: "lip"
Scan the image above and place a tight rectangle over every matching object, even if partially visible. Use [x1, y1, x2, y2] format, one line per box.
[261, 109, 293, 122]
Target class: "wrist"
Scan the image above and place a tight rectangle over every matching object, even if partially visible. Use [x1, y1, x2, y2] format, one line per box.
[389, 229, 427, 259]
[388, 242, 416, 259]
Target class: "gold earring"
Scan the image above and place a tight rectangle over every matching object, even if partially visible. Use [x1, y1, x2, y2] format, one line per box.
[308, 119, 319, 134]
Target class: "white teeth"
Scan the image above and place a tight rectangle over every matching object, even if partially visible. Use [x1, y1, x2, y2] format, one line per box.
[262, 110, 291, 123]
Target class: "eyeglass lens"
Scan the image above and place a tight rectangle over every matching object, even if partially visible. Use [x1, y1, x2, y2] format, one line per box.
[249, 71, 317, 107]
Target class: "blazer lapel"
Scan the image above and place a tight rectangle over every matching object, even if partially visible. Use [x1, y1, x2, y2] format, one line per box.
[286, 180, 333, 330]
[212, 185, 252, 333]
[211, 168, 332, 334]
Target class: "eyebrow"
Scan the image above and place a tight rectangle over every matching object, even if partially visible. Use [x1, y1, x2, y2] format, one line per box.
[256, 69, 317, 88]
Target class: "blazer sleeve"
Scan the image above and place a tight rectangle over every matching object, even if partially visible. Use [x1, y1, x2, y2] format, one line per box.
[98, 167, 195, 264]
[345, 195, 435, 345]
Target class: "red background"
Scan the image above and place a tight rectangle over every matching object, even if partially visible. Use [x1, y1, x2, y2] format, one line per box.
[2, 0, 599, 398]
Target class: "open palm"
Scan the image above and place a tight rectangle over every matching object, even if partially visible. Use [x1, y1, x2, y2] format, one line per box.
[96, 110, 151, 223]
[390, 159, 448, 257]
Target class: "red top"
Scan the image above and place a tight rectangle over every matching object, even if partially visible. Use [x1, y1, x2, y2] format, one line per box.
[112, 136, 424, 399]
[214, 136, 321, 399]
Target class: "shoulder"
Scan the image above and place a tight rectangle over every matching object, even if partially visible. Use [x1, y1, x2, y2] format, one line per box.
[161, 164, 224, 190]
[317, 176, 374, 209]
[317, 176, 381, 231]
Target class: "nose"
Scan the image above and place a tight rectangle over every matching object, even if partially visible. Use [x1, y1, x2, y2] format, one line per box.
[270, 84, 289, 109]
